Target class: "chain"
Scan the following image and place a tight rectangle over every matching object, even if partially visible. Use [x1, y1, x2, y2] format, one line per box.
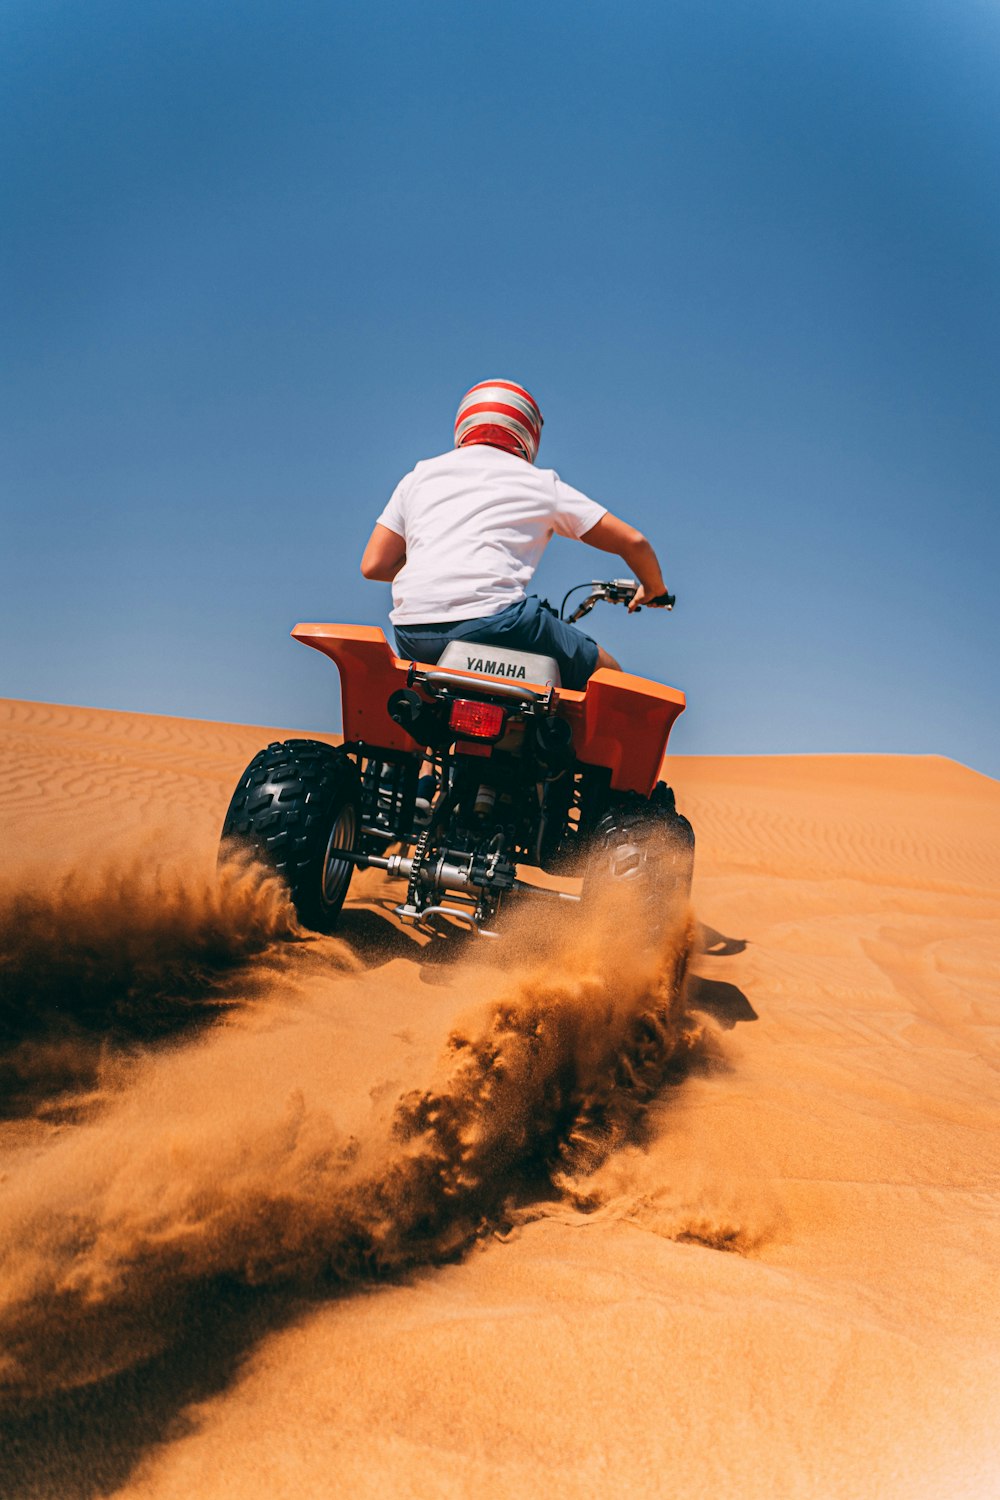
[406, 826, 434, 910]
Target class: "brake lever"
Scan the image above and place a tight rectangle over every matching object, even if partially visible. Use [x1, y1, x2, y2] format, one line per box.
[602, 578, 638, 602]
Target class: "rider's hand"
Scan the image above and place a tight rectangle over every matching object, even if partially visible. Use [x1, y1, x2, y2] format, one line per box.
[628, 582, 670, 612]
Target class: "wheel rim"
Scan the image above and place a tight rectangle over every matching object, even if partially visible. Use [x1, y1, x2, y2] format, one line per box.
[321, 803, 357, 908]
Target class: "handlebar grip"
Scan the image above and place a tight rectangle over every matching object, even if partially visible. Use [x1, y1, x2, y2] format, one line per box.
[647, 591, 675, 609]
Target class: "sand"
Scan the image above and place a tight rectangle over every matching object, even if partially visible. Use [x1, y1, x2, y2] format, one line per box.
[1, 695, 998, 1499]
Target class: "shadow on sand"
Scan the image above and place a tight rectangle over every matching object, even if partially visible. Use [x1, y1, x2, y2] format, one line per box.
[685, 922, 757, 1030]
[686, 975, 758, 1029]
[0, 1281, 304, 1500]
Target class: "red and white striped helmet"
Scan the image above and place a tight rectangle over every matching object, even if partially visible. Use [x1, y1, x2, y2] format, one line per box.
[454, 379, 544, 464]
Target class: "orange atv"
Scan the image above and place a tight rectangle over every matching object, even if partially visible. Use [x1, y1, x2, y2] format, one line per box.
[221, 581, 694, 941]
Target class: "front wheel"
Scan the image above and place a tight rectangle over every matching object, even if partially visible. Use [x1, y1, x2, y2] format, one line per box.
[220, 739, 361, 934]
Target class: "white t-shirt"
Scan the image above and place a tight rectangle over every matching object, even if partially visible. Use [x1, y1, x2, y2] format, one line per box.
[376, 444, 608, 624]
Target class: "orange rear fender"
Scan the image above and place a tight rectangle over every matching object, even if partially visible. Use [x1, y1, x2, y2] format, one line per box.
[291, 623, 417, 753]
[291, 625, 685, 794]
[556, 669, 686, 795]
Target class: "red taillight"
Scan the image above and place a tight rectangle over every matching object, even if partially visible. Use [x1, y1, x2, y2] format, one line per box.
[448, 698, 506, 739]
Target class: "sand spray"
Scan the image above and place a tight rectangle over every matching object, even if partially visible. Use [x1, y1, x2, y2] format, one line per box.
[0, 841, 735, 1402]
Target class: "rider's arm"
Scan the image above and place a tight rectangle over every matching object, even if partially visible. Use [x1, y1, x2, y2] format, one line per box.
[361, 523, 406, 582]
[580, 513, 668, 611]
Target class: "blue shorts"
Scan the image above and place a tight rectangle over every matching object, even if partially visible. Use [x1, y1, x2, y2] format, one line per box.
[393, 594, 600, 691]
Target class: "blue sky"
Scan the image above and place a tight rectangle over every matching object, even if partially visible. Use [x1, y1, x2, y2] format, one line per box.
[3, 0, 998, 774]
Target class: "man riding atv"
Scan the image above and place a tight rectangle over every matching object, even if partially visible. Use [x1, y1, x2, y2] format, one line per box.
[360, 379, 673, 690]
[221, 379, 692, 943]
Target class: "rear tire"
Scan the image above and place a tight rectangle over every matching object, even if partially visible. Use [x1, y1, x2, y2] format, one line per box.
[584, 783, 695, 949]
[220, 739, 361, 934]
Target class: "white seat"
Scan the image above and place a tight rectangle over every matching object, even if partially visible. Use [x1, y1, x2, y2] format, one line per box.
[437, 639, 562, 687]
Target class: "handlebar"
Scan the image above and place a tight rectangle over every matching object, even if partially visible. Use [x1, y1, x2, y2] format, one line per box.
[559, 579, 675, 623]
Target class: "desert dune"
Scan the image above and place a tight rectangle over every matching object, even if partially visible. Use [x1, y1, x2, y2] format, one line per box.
[1, 695, 998, 1499]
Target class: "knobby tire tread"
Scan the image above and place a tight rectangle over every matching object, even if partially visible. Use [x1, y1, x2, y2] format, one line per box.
[221, 739, 360, 933]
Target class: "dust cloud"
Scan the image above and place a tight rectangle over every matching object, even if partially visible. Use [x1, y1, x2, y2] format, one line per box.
[0, 845, 706, 1408]
[0, 837, 310, 1113]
